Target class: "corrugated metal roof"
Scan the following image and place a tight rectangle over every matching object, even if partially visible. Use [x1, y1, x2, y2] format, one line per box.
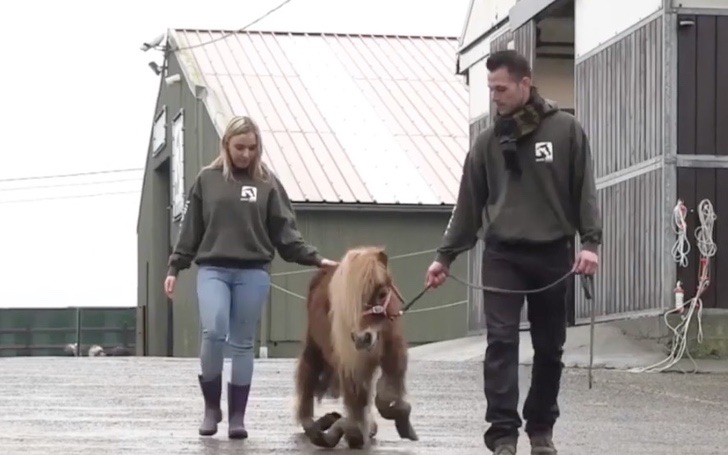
[170, 29, 469, 205]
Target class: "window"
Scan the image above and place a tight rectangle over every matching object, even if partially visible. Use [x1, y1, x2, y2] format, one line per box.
[171, 109, 185, 221]
[152, 106, 166, 157]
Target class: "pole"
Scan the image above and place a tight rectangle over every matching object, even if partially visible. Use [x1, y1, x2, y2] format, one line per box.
[580, 275, 595, 389]
[75, 307, 82, 357]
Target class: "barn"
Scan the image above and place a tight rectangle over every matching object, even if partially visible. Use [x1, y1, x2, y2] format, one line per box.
[136, 28, 475, 357]
[457, 0, 728, 329]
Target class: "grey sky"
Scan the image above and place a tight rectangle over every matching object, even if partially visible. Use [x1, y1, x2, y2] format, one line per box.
[0, 0, 469, 308]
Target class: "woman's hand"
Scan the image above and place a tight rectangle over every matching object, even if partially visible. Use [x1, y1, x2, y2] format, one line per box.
[164, 276, 176, 299]
[319, 258, 338, 268]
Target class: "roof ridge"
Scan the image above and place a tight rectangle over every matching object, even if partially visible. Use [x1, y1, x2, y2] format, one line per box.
[172, 28, 458, 40]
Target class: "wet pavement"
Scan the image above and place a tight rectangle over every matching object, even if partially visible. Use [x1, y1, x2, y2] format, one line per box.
[0, 357, 726, 454]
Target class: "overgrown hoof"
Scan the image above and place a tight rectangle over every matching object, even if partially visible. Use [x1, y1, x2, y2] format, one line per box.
[304, 413, 345, 448]
[395, 417, 419, 441]
[306, 429, 340, 448]
[344, 426, 365, 450]
[380, 399, 418, 441]
[368, 419, 378, 438]
[314, 412, 342, 432]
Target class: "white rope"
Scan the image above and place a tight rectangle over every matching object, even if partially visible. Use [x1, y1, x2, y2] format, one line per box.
[270, 248, 439, 277]
[269, 282, 467, 314]
[671, 199, 690, 268]
[695, 199, 717, 258]
[631, 198, 716, 375]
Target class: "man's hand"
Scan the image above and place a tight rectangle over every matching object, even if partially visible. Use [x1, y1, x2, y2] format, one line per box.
[425, 261, 449, 289]
[573, 250, 599, 275]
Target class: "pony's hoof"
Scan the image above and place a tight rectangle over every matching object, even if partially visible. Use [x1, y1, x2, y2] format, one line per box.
[307, 430, 338, 448]
[305, 427, 340, 448]
[388, 401, 418, 441]
[375, 396, 412, 421]
[368, 420, 378, 438]
[315, 412, 342, 432]
[344, 429, 365, 450]
[395, 418, 419, 441]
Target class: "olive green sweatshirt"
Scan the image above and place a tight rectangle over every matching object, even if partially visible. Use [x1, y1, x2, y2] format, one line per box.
[435, 106, 602, 268]
[167, 167, 322, 277]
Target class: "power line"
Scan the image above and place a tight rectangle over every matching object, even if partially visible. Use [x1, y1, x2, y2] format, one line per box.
[0, 177, 142, 192]
[172, 0, 294, 51]
[0, 168, 143, 183]
[0, 190, 140, 205]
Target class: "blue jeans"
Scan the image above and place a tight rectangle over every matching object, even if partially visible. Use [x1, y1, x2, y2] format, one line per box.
[196, 265, 271, 386]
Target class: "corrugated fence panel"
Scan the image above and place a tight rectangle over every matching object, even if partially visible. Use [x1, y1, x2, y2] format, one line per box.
[576, 15, 663, 180]
[575, 168, 664, 321]
[0, 307, 136, 357]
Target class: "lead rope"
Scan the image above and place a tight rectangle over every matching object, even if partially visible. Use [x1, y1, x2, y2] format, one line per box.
[399, 269, 577, 315]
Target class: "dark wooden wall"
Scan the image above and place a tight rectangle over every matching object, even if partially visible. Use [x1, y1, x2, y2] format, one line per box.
[676, 15, 728, 309]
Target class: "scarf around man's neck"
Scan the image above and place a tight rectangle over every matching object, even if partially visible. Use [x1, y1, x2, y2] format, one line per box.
[493, 87, 550, 176]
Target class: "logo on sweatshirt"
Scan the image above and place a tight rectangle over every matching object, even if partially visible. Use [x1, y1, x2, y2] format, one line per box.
[535, 141, 554, 163]
[240, 185, 258, 202]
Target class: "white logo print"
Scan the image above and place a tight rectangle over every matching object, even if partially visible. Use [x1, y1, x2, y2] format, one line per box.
[240, 185, 258, 202]
[535, 142, 554, 163]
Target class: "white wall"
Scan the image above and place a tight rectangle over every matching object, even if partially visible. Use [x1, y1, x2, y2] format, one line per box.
[575, 0, 662, 58]
[468, 60, 491, 121]
[461, 0, 517, 49]
[533, 57, 574, 110]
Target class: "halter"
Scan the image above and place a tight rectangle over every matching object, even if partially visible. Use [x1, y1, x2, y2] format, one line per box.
[362, 288, 393, 317]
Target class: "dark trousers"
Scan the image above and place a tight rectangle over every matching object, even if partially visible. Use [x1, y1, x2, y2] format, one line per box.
[481, 237, 571, 451]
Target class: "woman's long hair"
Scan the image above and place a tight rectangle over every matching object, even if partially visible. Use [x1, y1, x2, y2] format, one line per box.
[204, 115, 270, 182]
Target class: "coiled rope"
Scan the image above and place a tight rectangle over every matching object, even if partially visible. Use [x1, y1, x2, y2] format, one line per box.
[631, 199, 717, 374]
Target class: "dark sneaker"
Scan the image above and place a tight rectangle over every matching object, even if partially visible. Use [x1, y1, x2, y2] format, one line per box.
[494, 437, 517, 455]
[530, 430, 557, 454]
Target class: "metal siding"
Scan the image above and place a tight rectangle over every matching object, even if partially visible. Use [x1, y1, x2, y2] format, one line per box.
[172, 30, 469, 206]
[575, 168, 664, 321]
[676, 15, 728, 310]
[576, 16, 664, 180]
[264, 210, 469, 357]
[170, 53, 227, 358]
[514, 20, 536, 67]
[137, 53, 221, 357]
[573, 16, 664, 320]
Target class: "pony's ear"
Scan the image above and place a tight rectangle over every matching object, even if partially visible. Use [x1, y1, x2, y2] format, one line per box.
[376, 247, 388, 267]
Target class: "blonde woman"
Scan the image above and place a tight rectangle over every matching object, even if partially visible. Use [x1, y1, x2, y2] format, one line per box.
[164, 116, 337, 439]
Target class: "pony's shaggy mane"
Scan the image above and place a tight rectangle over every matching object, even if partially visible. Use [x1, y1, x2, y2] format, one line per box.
[327, 247, 389, 380]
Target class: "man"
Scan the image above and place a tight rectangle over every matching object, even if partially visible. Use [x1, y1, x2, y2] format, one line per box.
[424, 50, 602, 455]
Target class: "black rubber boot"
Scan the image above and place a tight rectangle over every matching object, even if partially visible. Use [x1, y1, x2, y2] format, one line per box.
[198, 374, 223, 436]
[228, 382, 250, 439]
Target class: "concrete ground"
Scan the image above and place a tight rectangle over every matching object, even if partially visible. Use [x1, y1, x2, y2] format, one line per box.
[408, 318, 728, 374]
[1, 356, 727, 454]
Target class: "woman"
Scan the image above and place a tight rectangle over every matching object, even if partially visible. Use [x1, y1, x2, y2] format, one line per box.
[163, 115, 336, 440]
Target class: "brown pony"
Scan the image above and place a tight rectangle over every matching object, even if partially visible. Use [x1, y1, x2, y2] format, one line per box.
[294, 246, 418, 449]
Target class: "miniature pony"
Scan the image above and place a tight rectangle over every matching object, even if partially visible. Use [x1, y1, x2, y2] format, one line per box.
[294, 246, 418, 449]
